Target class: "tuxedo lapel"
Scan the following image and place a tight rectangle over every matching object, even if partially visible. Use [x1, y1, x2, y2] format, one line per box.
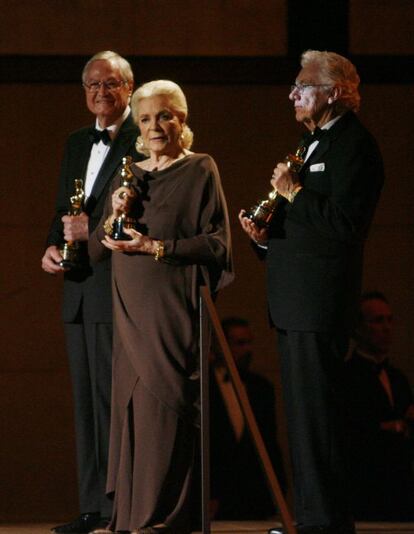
[300, 111, 355, 171]
[302, 135, 331, 170]
[88, 114, 138, 204]
[73, 131, 94, 181]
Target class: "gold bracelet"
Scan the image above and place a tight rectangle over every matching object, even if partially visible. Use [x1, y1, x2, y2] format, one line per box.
[154, 240, 165, 261]
[103, 216, 114, 235]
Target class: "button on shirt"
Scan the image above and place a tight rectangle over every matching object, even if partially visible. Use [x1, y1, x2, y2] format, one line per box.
[84, 106, 131, 200]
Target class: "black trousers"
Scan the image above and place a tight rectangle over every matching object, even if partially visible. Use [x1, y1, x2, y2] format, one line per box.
[277, 329, 353, 528]
[65, 321, 113, 517]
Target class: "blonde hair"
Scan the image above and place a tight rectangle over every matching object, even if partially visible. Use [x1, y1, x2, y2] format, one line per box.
[82, 50, 134, 84]
[301, 50, 361, 112]
[131, 80, 194, 156]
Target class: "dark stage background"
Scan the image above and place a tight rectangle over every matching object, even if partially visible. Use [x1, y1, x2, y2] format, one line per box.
[0, 0, 413, 522]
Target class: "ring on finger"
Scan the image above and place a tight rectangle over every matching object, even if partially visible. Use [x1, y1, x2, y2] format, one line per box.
[119, 191, 127, 199]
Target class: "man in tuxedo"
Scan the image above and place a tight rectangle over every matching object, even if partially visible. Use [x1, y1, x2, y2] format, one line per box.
[210, 317, 286, 520]
[41, 51, 140, 533]
[345, 292, 414, 521]
[239, 50, 384, 534]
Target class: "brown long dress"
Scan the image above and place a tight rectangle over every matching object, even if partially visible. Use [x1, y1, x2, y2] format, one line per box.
[89, 153, 233, 532]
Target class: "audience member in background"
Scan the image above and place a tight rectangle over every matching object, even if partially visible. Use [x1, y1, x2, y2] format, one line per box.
[345, 291, 414, 521]
[210, 317, 287, 520]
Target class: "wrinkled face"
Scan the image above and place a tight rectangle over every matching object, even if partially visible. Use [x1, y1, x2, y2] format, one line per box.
[289, 63, 334, 127]
[83, 59, 132, 127]
[226, 325, 254, 368]
[358, 299, 393, 356]
[136, 95, 183, 156]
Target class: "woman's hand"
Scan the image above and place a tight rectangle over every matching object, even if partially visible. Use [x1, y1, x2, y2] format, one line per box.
[238, 210, 268, 245]
[112, 186, 136, 218]
[101, 227, 158, 255]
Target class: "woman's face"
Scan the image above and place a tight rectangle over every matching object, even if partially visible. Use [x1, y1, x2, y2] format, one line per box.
[136, 95, 183, 156]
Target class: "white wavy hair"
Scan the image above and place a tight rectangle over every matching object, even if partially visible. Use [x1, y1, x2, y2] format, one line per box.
[131, 80, 194, 156]
[301, 50, 361, 112]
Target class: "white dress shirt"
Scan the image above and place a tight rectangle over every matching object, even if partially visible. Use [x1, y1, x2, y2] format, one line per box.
[84, 106, 131, 199]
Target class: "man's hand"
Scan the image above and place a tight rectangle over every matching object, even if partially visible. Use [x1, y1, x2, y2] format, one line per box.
[62, 212, 89, 242]
[271, 162, 301, 201]
[41, 245, 65, 274]
[238, 210, 268, 245]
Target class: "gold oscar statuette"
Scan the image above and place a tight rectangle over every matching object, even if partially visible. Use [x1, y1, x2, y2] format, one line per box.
[111, 156, 137, 240]
[59, 179, 85, 269]
[243, 145, 306, 228]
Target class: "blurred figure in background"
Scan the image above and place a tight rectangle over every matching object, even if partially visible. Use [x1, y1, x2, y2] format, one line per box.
[210, 317, 286, 520]
[345, 291, 414, 521]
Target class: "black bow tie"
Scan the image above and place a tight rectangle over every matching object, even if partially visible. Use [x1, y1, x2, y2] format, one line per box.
[300, 127, 325, 147]
[89, 128, 111, 145]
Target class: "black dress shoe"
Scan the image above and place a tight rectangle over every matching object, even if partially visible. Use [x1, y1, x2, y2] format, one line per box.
[52, 512, 101, 533]
[88, 518, 112, 533]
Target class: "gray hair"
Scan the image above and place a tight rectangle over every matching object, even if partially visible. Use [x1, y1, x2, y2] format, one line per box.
[131, 80, 194, 155]
[82, 50, 134, 84]
[301, 50, 361, 112]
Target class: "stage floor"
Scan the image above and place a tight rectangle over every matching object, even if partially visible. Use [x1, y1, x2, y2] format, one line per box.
[1, 522, 414, 534]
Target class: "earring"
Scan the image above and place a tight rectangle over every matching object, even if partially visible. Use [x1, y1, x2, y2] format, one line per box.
[136, 135, 145, 151]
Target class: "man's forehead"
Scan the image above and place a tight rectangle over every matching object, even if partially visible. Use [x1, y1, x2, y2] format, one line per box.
[85, 59, 120, 78]
[296, 65, 324, 84]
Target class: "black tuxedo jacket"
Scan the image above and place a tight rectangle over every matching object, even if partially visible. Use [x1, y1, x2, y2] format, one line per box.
[345, 350, 413, 436]
[344, 350, 414, 520]
[266, 112, 384, 332]
[46, 113, 140, 323]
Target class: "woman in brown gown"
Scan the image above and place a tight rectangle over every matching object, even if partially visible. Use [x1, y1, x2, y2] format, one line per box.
[89, 80, 233, 534]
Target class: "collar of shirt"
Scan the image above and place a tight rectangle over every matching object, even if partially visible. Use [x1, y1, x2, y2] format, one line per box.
[321, 114, 343, 132]
[355, 348, 388, 366]
[95, 105, 131, 141]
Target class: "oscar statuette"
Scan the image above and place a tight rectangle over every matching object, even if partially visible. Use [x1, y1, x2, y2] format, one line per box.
[243, 145, 307, 228]
[59, 179, 85, 269]
[111, 156, 137, 240]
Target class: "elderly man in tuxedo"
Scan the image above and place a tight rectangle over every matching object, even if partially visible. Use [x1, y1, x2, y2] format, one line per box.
[239, 50, 384, 534]
[41, 50, 140, 534]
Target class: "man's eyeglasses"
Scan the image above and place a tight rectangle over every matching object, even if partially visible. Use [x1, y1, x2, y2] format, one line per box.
[290, 83, 331, 93]
[83, 80, 127, 92]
